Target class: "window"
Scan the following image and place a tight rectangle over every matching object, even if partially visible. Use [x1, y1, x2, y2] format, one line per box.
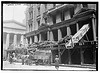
[37, 20, 40, 28]
[31, 11, 33, 19]
[29, 12, 31, 19]
[38, 6, 40, 15]
[44, 18, 47, 23]
[31, 24, 32, 31]
[29, 11, 33, 20]
[53, 16, 56, 24]
[29, 25, 30, 32]
[53, 4, 56, 8]
[70, 8, 74, 18]
[61, 12, 64, 21]
[82, 4, 88, 8]
[45, 4, 47, 11]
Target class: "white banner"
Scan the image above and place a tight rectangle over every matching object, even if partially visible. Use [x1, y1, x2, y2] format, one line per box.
[65, 24, 90, 49]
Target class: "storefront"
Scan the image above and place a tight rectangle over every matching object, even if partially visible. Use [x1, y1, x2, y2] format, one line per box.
[25, 7, 97, 65]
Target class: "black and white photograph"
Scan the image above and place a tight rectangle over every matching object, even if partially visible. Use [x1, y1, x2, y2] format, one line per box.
[1, 1, 98, 71]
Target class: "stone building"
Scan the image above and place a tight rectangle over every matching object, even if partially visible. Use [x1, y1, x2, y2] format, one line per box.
[3, 20, 26, 60]
[25, 3, 97, 65]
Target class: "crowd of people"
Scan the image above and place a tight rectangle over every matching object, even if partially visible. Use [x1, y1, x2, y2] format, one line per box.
[8, 52, 59, 70]
[7, 43, 60, 70]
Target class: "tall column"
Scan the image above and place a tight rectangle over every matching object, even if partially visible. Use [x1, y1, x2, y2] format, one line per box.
[58, 29, 62, 41]
[68, 49, 71, 64]
[50, 50, 53, 63]
[58, 29, 62, 64]
[6, 33, 10, 50]
[67, 26, 71, 64]
[47, 31, 50, 41]
[50, 31, 54, 41]
[6, 33, 10, 60]
[40, 4, 44, 25]
[76, 23, 84, 65]
[80, 48, 84, 65]
[13, 34, 17, 47]
[67, 27, 71, 36]
[39, 34, 41, 42]
[34, 35, 38, 42]
[25, 37, 28, 47]
[92, 14, 96, 41]
[30, 37, 32, 44]
[76, 23, 79, 32]
[92, 14, 97, 65]
[21, 35, 24, 45]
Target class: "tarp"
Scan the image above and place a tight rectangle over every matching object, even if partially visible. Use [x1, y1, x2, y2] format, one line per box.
[65, 24, 90, 49]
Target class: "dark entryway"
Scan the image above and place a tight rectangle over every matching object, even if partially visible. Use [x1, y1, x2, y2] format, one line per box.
[41, 32, 47, 41]
[83, 47, 94, 64]
[61, 48, 81, 64]
[52, 29, 58, 41]
[52, 50, 58, 63]
[60, 27, 67, 38]
[61, 49, 69, 64]
[71, 49, 81, 64]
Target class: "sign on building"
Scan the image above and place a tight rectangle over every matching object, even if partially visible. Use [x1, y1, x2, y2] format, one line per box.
[65, 24, 90, 49]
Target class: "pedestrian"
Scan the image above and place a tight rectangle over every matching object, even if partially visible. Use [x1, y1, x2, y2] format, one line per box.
[9, 53, 13, 64]
[55, 55, 59, 70]
[12, 53, 16, 62]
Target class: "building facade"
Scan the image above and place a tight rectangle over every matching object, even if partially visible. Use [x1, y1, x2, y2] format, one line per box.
[3, 20, 26, 60]
[25, 3, 97, 65]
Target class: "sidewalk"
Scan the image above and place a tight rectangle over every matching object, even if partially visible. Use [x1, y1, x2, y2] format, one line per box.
[39, 63, 96, 69]
[56, 64, 96, 69]
[4, 61, 96, 69]
[3, 61, 96, 71]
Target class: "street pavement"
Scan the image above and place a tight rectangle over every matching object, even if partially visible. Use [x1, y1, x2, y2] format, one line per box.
[3, 61, 96, 71]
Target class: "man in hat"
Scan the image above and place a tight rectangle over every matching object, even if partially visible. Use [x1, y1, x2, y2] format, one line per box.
[55, 55, 59, 70]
